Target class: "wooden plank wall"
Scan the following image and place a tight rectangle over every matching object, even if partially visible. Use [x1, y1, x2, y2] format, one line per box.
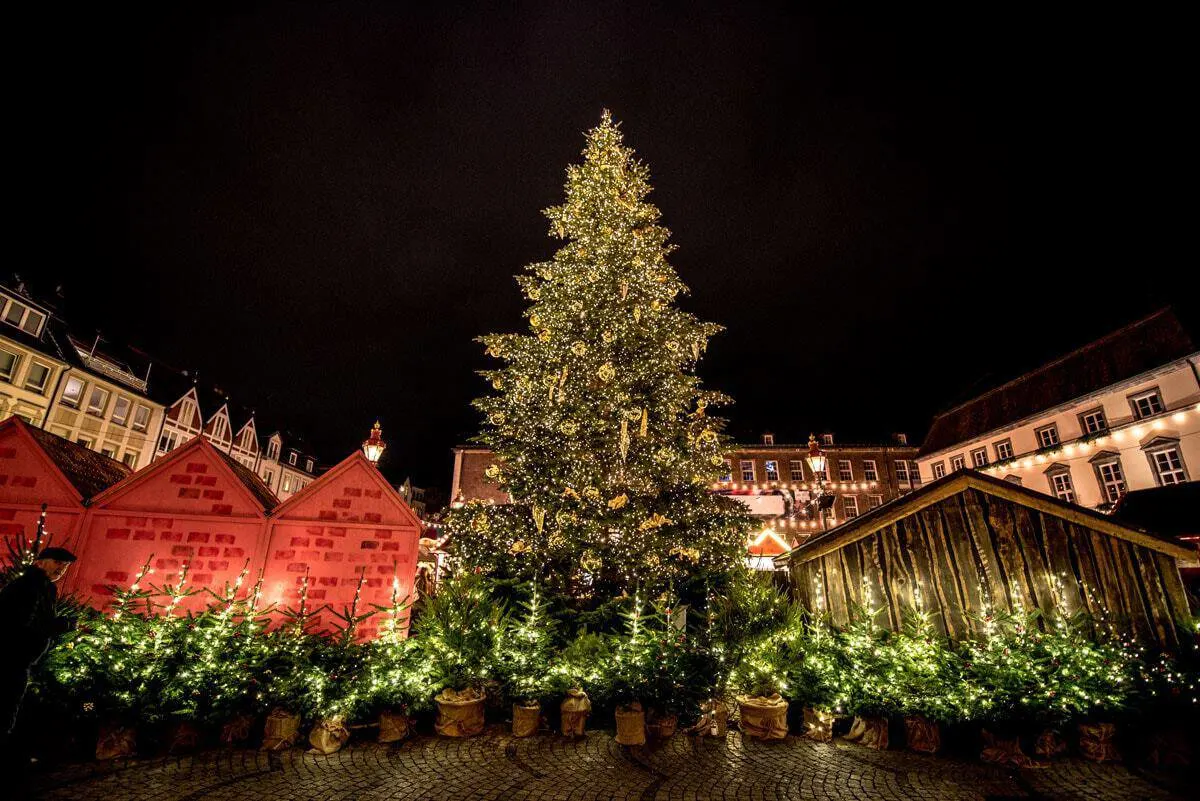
[790, 488, 1192, 647]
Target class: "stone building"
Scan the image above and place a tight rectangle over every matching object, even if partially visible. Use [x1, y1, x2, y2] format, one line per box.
[915, 308, 1200, 510]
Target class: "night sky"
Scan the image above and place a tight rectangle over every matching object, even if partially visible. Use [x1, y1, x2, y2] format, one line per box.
[17, 3, 1191, 494]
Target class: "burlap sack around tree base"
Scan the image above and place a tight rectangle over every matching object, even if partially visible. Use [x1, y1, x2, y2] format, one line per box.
[512, 702, 541, 738]
[844, 716, 888, 750]
[904, 715, 940, 754]
[1034, 728, 1067, 759]
[1078, 722, 1119, 763]
[95, 723, 137, 760]
[168, 721, 202, 754]
[736, 694, 789, 741]
[377, 710, 412, 744]
[979, 729, 1043, 768]
[647, 713, 677, 739]
[560, 688, 591, 737]
[614, 702, 646, 746]
[434, 687, 486, 738]
[220, 714, 255, 745]
[308, 716, 350, 755]
[262, 708, 301, 751]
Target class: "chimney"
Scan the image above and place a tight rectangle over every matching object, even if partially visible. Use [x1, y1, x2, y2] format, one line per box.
[821, 433, 834, 446]
[762, 432, 775, 445]
[893, 432, 908, 446]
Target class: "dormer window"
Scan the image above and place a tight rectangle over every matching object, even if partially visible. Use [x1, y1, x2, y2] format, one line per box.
[761, 433, 774, 445]
[288, 452, 297, 465]
[1, 297, 46, 336]
[268, 439, 279, 460]
[305, 458, 314, 472]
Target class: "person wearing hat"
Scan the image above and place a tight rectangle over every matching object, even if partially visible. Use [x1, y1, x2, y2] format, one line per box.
[0, 546, 77, 745]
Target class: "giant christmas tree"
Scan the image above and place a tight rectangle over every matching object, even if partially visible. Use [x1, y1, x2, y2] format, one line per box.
[448, 111, 752, 613]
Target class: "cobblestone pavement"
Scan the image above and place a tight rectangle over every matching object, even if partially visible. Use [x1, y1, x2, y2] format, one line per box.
[20, 727, 1186, 801]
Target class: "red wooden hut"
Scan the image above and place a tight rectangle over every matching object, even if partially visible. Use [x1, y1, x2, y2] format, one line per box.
[261, 450, 423, 640]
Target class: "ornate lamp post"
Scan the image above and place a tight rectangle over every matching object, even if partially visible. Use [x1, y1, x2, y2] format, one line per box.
[805, 433, 830, 531]
[362, 421, 386, 466]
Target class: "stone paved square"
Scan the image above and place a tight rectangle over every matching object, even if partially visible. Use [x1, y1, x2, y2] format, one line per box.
[18, 728, 1188, 800]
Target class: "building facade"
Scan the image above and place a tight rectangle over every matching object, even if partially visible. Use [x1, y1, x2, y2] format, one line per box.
[916, 309, 1200, 511]
[718, 432, 921, 535]
[2, 279, 323, 491]
[449, 432, 920, 567]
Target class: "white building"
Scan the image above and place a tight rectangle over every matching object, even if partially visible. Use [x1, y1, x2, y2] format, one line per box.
[916, 309, 1200, 510]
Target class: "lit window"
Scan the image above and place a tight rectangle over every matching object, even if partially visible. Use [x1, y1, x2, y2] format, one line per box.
[306, 458, 314, 472]
[263, 469, 274, 485]
[932, 461, 946, 479]
[762, 433, 774, 445]
[842, 496, 859, 518]
[894, 461, 909, 482]
[1149, 446, 1187, 485]
[909, 461, 922, 484]
[720, 459, 732, 482]
[0, 349, 17, 382]
[862, 460, 878, 481]
[61, 376, 85, 408]
[789, 460, 804, 481]
[25, 362, 51, 393]
[1079, 408, 1107, 435]
[268, 440, 279, 459]
[994, 440, 1013, 461]
[111, 396, 131, 426]
[288, 452, 297, 466]
[282, 475, 293, 493]
[838, 460, 853, 482]
[1036, 425, 1059, 449]
[86, 386, 110, 417]
[1129, 390, 1164, 420]
[764, 460, 779, 481]
[950, 455, 965, 472]
[100, 443, 117, 458]
[122, 452, 138, 468]
[740, 460, 755, 482]
[1095, 460, 1126, 504]
[1049, 471, 1076, 503]
[867, 494, 884, 509]
[970, 448, 988, 468]
[131, 404, 151, 432]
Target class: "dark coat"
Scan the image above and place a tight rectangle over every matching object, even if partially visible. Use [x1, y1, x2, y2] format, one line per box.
[0, 567, 61, 668]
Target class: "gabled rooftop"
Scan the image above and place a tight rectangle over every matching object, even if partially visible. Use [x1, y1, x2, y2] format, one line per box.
[919, 308, 1197, 457]
[12, 419, 132, 501]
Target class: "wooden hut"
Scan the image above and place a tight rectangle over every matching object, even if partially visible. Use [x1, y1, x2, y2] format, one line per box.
[776, 469, 1194, 647]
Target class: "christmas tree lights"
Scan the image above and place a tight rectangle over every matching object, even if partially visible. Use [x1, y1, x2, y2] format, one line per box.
[446, 111, 754, 612]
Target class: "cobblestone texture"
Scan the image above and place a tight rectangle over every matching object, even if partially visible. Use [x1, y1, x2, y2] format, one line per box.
[20, 727, 1186, 800]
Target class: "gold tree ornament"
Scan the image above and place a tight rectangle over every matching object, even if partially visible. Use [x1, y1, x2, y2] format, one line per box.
[571, 340, 588, 356]
[559, 420, 579, 436]
[509, 540, 529, 555]
[633, 307, 642, 323]
[583, 487, 601, 502]
[602, 330, 615, 344]
[607, 493, 629, 510]
[619, 419, 630, 460]
[530, 313, 542, 328]
[639, 513, 673, 532]
[639, 408, 648, 437]
[532, 506, 546, 534]
[492, 377, 504, 390]
[484, 464, 502, 480]
[620, 281, 629, 300]
[489, 412, 506, 426]
[562, 486, 580, 500]
[598, 362, 616, 382]
[699, 429, 718, 444]
[538, 329, 551, 342]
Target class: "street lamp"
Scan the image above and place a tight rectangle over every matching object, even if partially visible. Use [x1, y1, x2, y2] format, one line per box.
[806, 433, 830, 531]
[362, 421, 386, 466]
